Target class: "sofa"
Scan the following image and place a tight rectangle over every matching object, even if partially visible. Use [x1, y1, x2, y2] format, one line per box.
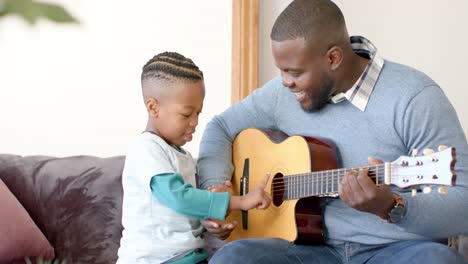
[0, 154, 467, 263]
[0, 154, 124, 263]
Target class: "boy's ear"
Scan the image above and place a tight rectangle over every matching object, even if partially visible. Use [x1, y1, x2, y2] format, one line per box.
[145, 98, 159, 117]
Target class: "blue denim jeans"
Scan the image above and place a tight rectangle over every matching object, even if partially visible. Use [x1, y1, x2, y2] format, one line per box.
[209, 238, 467, 264]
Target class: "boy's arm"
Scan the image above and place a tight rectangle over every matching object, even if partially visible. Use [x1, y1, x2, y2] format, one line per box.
[151, 173, 229, 220]
[151, 173, 271, 220]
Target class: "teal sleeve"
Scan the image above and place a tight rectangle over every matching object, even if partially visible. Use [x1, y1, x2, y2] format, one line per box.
[150, 173, 229, 220]
[164, 249, 208, 264]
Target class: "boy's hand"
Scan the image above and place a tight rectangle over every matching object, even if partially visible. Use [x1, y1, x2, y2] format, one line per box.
[239, 173, 272, 210]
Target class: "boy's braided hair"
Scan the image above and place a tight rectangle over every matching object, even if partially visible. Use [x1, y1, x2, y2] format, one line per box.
[141, 52, 203, 83]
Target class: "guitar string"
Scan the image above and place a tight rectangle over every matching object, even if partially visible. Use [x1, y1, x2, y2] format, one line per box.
[243, 168, 434, 195]
[237, 163, 447, 195]
[270, 172, 441, 196]
[269, 167, 383, 184]
[269, 169, 382, 195]
[243, 163, 436, 184]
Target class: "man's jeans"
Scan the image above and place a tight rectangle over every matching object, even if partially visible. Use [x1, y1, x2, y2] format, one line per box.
[209, 238, 467, 264]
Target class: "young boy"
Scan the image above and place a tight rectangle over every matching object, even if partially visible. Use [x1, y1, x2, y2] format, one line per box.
[117, 52, 271, 264]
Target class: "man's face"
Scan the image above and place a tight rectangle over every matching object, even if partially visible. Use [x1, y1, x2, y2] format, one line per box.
[272, 38, 334, 112]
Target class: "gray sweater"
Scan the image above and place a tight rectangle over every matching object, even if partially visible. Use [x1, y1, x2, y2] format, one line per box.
[197, 60, 468, 245]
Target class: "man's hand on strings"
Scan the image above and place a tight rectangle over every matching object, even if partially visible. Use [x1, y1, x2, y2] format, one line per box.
[339, 157, 394, 219]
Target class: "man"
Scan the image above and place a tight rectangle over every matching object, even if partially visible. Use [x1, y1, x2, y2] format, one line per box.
[197, 0, 468, 263]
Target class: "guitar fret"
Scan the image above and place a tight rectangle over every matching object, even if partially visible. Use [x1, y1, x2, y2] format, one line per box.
[296, 175, 299, 198]
[326, 170, 329, 193]
[296, 175, 299, 199]
[305, 174, 307, 197]
[376, 166, 379, 185]
[315, 172, 318, 195]
[301, 174, 304, 198]
[294, 175, 297, 199]
[332, 172, 335, 192]
[302, 174, 305, 197]
[297, 175, 300, 198]
[293, 176, 296, 199]
[320, 171, 323, 194]
[293, 175, 296, 199]
[297, 175, 300, 199]
[298, 175, 300, 198]
[321, 171, 324, 194]
[291, 176, 294, 199]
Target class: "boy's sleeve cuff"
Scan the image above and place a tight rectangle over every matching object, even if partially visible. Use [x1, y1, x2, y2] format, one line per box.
[208, 192, 230, 220]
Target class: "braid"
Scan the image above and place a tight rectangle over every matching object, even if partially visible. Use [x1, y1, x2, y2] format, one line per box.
[141, 52, 203, 82]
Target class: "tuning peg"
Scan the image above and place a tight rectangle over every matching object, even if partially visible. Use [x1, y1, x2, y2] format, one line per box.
[438, 186, 448, 194]
[423, 186, 432, 194]
[438, 145, 448, 151]
[423, 148, 434, 155]
[412, 149, 419, 157]
[411, 188, 418, 197]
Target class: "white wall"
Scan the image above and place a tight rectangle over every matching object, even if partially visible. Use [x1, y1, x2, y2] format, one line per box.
[0, 0, 232, 157]
[259, 0, 468, 136]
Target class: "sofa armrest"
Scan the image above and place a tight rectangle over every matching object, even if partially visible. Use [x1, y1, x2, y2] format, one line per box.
[0, 154, 124, 264]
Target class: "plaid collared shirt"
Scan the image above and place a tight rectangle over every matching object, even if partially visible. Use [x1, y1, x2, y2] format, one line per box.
[329, 36, 384, 111]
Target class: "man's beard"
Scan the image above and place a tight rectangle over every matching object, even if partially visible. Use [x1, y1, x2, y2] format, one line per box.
[302, 74, 334, 112]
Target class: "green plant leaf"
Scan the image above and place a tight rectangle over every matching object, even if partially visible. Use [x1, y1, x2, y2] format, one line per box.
[37, 2, 78, 23]
[0, 0, 78, 25]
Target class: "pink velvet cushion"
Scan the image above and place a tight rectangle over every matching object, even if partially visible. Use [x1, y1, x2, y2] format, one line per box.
[0, 178, 54, 262]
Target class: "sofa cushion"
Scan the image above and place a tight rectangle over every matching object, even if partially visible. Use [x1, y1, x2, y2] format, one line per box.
[0, 178, 55, 262]
[0, 154, 125, 264]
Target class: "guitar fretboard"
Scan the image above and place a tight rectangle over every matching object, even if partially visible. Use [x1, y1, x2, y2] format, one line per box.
[275, 164, 387, 199]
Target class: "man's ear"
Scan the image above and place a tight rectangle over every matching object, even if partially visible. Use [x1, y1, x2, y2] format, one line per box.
[326, 46, 343, 71]
[145, 98, 159, 117]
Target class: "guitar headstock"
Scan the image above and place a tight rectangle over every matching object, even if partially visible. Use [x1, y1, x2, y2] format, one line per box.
[389, 146, 456, 192]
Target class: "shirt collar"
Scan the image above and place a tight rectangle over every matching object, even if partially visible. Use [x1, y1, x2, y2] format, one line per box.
[330, 36, 384, 111]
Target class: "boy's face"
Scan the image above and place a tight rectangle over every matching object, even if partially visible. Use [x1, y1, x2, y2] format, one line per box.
[146, 80, 205, 147]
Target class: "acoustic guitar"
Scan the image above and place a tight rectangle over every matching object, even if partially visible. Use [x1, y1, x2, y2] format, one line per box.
[226, 128, 457, 244]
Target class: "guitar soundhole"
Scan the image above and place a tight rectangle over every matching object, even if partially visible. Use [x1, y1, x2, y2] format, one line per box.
[272, 173, 285, 206]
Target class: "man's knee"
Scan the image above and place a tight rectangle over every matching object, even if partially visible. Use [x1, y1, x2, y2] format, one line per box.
[410, 242, 466, 264]
[209, 240, 257, 264]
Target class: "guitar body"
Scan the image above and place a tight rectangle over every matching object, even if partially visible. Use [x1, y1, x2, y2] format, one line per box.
[226, 128, 457, 243]
[227, 128, 338, 244]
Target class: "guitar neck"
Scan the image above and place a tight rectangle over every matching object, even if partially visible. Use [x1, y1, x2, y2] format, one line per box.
[280, 164, 387, 199]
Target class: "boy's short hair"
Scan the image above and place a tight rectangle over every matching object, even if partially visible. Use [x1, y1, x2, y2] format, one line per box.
[141, 52, 203, 83]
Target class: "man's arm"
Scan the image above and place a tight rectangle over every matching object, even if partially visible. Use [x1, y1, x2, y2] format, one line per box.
[394, 85, 468, 237]
[197, 77, 283, 189]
